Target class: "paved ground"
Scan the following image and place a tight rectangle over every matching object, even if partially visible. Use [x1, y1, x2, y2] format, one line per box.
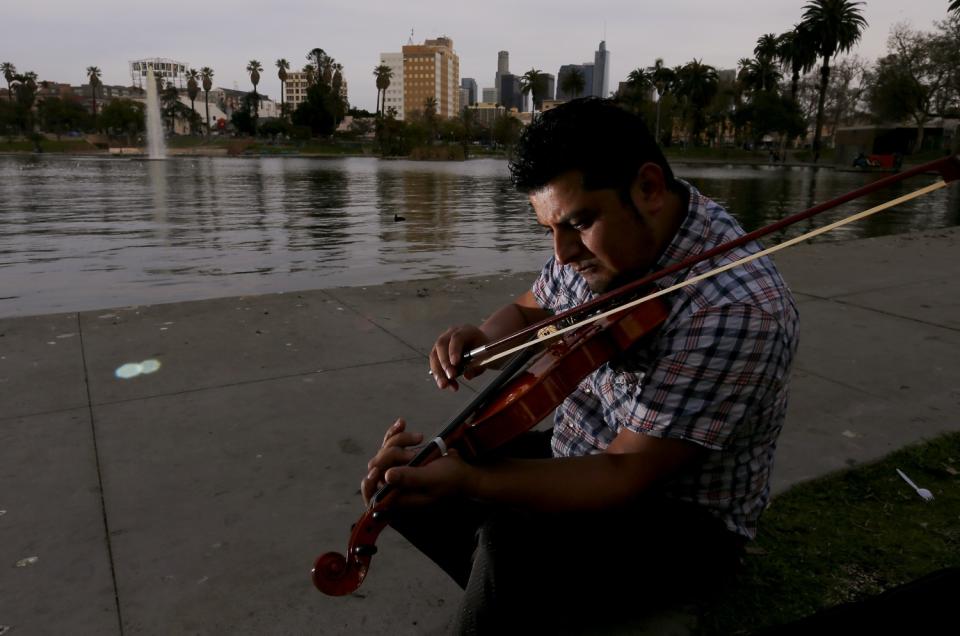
[1, 225, 959, 635]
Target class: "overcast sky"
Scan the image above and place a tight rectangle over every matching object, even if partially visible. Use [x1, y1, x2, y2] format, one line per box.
[5, 1, 955, 112]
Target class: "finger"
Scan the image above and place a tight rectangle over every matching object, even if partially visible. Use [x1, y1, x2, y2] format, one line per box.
[445, 331, 464, 378]
[382, 417, 406, 446]
[368, 443, 420, 473]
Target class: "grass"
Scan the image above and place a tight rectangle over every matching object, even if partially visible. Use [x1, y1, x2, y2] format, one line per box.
[0, 138, 99, 153]
[697, 431, 960, 635]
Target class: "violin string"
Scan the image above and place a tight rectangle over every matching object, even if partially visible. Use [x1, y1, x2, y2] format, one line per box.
[475, 179, 949, 369]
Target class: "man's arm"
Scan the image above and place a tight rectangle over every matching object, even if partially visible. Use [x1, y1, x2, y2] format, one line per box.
[380, 427, 703, 512]
[430, 289, 551, 390]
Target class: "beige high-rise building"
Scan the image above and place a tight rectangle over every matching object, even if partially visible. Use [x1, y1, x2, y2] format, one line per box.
[402, 36, 460, 119]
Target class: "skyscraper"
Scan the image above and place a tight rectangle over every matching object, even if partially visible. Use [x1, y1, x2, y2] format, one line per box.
[460, 77, 478, 106]
[378, 52, 404, 119]
[495, 50, 509, 103]
[499, 74, 522, 111]
[402, 36, 460, 118]
[593, 40, 610, 98]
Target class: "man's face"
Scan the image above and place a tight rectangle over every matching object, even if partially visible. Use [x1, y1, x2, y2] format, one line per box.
[530, 170, 660, 293]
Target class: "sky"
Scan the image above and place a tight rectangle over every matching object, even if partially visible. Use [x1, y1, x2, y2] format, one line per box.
[4, 1, 956, 112]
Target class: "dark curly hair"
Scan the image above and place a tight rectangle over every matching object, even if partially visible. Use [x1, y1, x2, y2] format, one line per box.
[509, 98, 676, 198]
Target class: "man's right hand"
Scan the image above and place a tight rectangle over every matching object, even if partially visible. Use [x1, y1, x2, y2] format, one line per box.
[428, 324, 490, 391]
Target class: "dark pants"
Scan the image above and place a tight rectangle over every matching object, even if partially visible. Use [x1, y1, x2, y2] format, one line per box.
[388, 431, 745, 635]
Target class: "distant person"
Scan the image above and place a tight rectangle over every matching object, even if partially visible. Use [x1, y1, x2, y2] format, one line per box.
[362, 98, 800, 633]
[853, 152, 869, 169]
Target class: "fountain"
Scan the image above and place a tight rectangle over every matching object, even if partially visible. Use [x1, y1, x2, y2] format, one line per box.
[145, 65, 167, 159]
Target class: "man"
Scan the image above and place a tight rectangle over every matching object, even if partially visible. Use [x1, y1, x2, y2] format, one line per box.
[362, 98, 799, 633]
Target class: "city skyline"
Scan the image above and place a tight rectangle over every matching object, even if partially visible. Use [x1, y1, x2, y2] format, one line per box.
[4, 0, 954, 113]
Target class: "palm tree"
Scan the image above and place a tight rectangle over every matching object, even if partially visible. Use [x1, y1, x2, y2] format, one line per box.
[246, 60, 262, 119]
[951, 0, 960, 14]
[373, 64, 393, 115]
[520, 68, 547, 112]
[675, 59, 719, 145]
[86, 66, 102, 119]
[626, 67, 653, 91]
[186, 69, 199, 133]
[332, 63, 343, 96]
[559, 67, 586, 100]
[322, 57, 334, 86]
[777, 24, 819, 101]
[303, 64, 317, 86]
[801, 0, 868, 162]
[738, 56, 782, 93]
[1, 62, 15, 102]
[307, 48, 326, 77]
[276, 59, 290, 118]
[200, 67, 214, 135]
[754, 34, 780, 64]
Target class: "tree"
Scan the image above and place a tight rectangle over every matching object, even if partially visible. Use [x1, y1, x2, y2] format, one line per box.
[492, 114, 522, 148]
[754, 33, 780, 64]
[186, 69, 200, 134]
[520, 68, 548, 112]
[38, 97, 91, 139]
[1, 62, 15, 102]
[801, 0, 868, 162]
[276, 58, 290, 118]
[99, 98, 145, 145]
[373, 64, 393, 115]
[559, 67, 585, 99]
[86, 66, 102, 125]
[231, 92, 259, 135]
[307, 48, 327, 81]
[777, 24, 819, 100]
[246, 60, 262, 120]
[870, 25, 950, 152]
[675, 59, 719, 144]
[160, 82, 180, 133]
[951, 0, 960, 15]
[200, 67, 214, 135]
[738, 56, 782, 94]
[10, 72, 38, 134]
[332, 63, 343, 98]
[291, 79, 343, 136]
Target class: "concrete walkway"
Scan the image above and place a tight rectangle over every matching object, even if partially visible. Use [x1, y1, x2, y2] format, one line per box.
[1, 226, 959, 635]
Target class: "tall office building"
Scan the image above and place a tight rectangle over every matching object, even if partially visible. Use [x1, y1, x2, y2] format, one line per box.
[556, 63, 595, 101]
[481, 87, 497, 104]
[378, 52, 405, 119]
[593, 40, 610, 98]
[460, 78, 478, 106]
[499, 74, 522, 111]
[402, 36, 460, 118]
[495, 50, 509, 103]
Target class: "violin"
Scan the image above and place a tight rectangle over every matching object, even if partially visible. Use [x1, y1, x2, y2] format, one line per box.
[312, 295, 670, 596]
[313, 154, 960, 597]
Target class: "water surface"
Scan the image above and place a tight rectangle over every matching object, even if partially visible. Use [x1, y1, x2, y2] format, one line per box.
[0, 155, 956, 317]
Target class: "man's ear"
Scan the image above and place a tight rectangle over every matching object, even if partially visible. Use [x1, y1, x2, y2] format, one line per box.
[632, 162, 667, 212]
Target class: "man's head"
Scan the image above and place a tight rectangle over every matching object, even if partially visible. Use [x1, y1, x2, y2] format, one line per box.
[509, 98, 685, 293]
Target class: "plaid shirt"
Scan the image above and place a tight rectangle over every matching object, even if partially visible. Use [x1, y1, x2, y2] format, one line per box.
[532, 181, 799, 539]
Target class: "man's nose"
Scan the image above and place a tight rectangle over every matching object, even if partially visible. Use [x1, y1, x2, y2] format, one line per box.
[553, 227, 581, 265]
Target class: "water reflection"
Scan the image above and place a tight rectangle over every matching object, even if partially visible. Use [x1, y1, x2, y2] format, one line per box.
[0, 155, 956, 318]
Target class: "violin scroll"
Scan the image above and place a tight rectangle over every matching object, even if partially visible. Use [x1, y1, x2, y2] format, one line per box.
[312, 550, 367, 596]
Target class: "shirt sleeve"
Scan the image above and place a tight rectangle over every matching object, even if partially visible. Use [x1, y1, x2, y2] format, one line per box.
[614, 302, 788, 450]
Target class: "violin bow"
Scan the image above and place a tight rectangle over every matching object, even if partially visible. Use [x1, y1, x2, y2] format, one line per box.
[466, 154, 960, 368]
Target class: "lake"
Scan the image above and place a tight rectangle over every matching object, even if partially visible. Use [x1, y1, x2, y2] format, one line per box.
[1, 155, 956, 317]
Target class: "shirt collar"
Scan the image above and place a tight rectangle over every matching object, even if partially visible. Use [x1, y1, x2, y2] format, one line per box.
[652, 179, 711, 286]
